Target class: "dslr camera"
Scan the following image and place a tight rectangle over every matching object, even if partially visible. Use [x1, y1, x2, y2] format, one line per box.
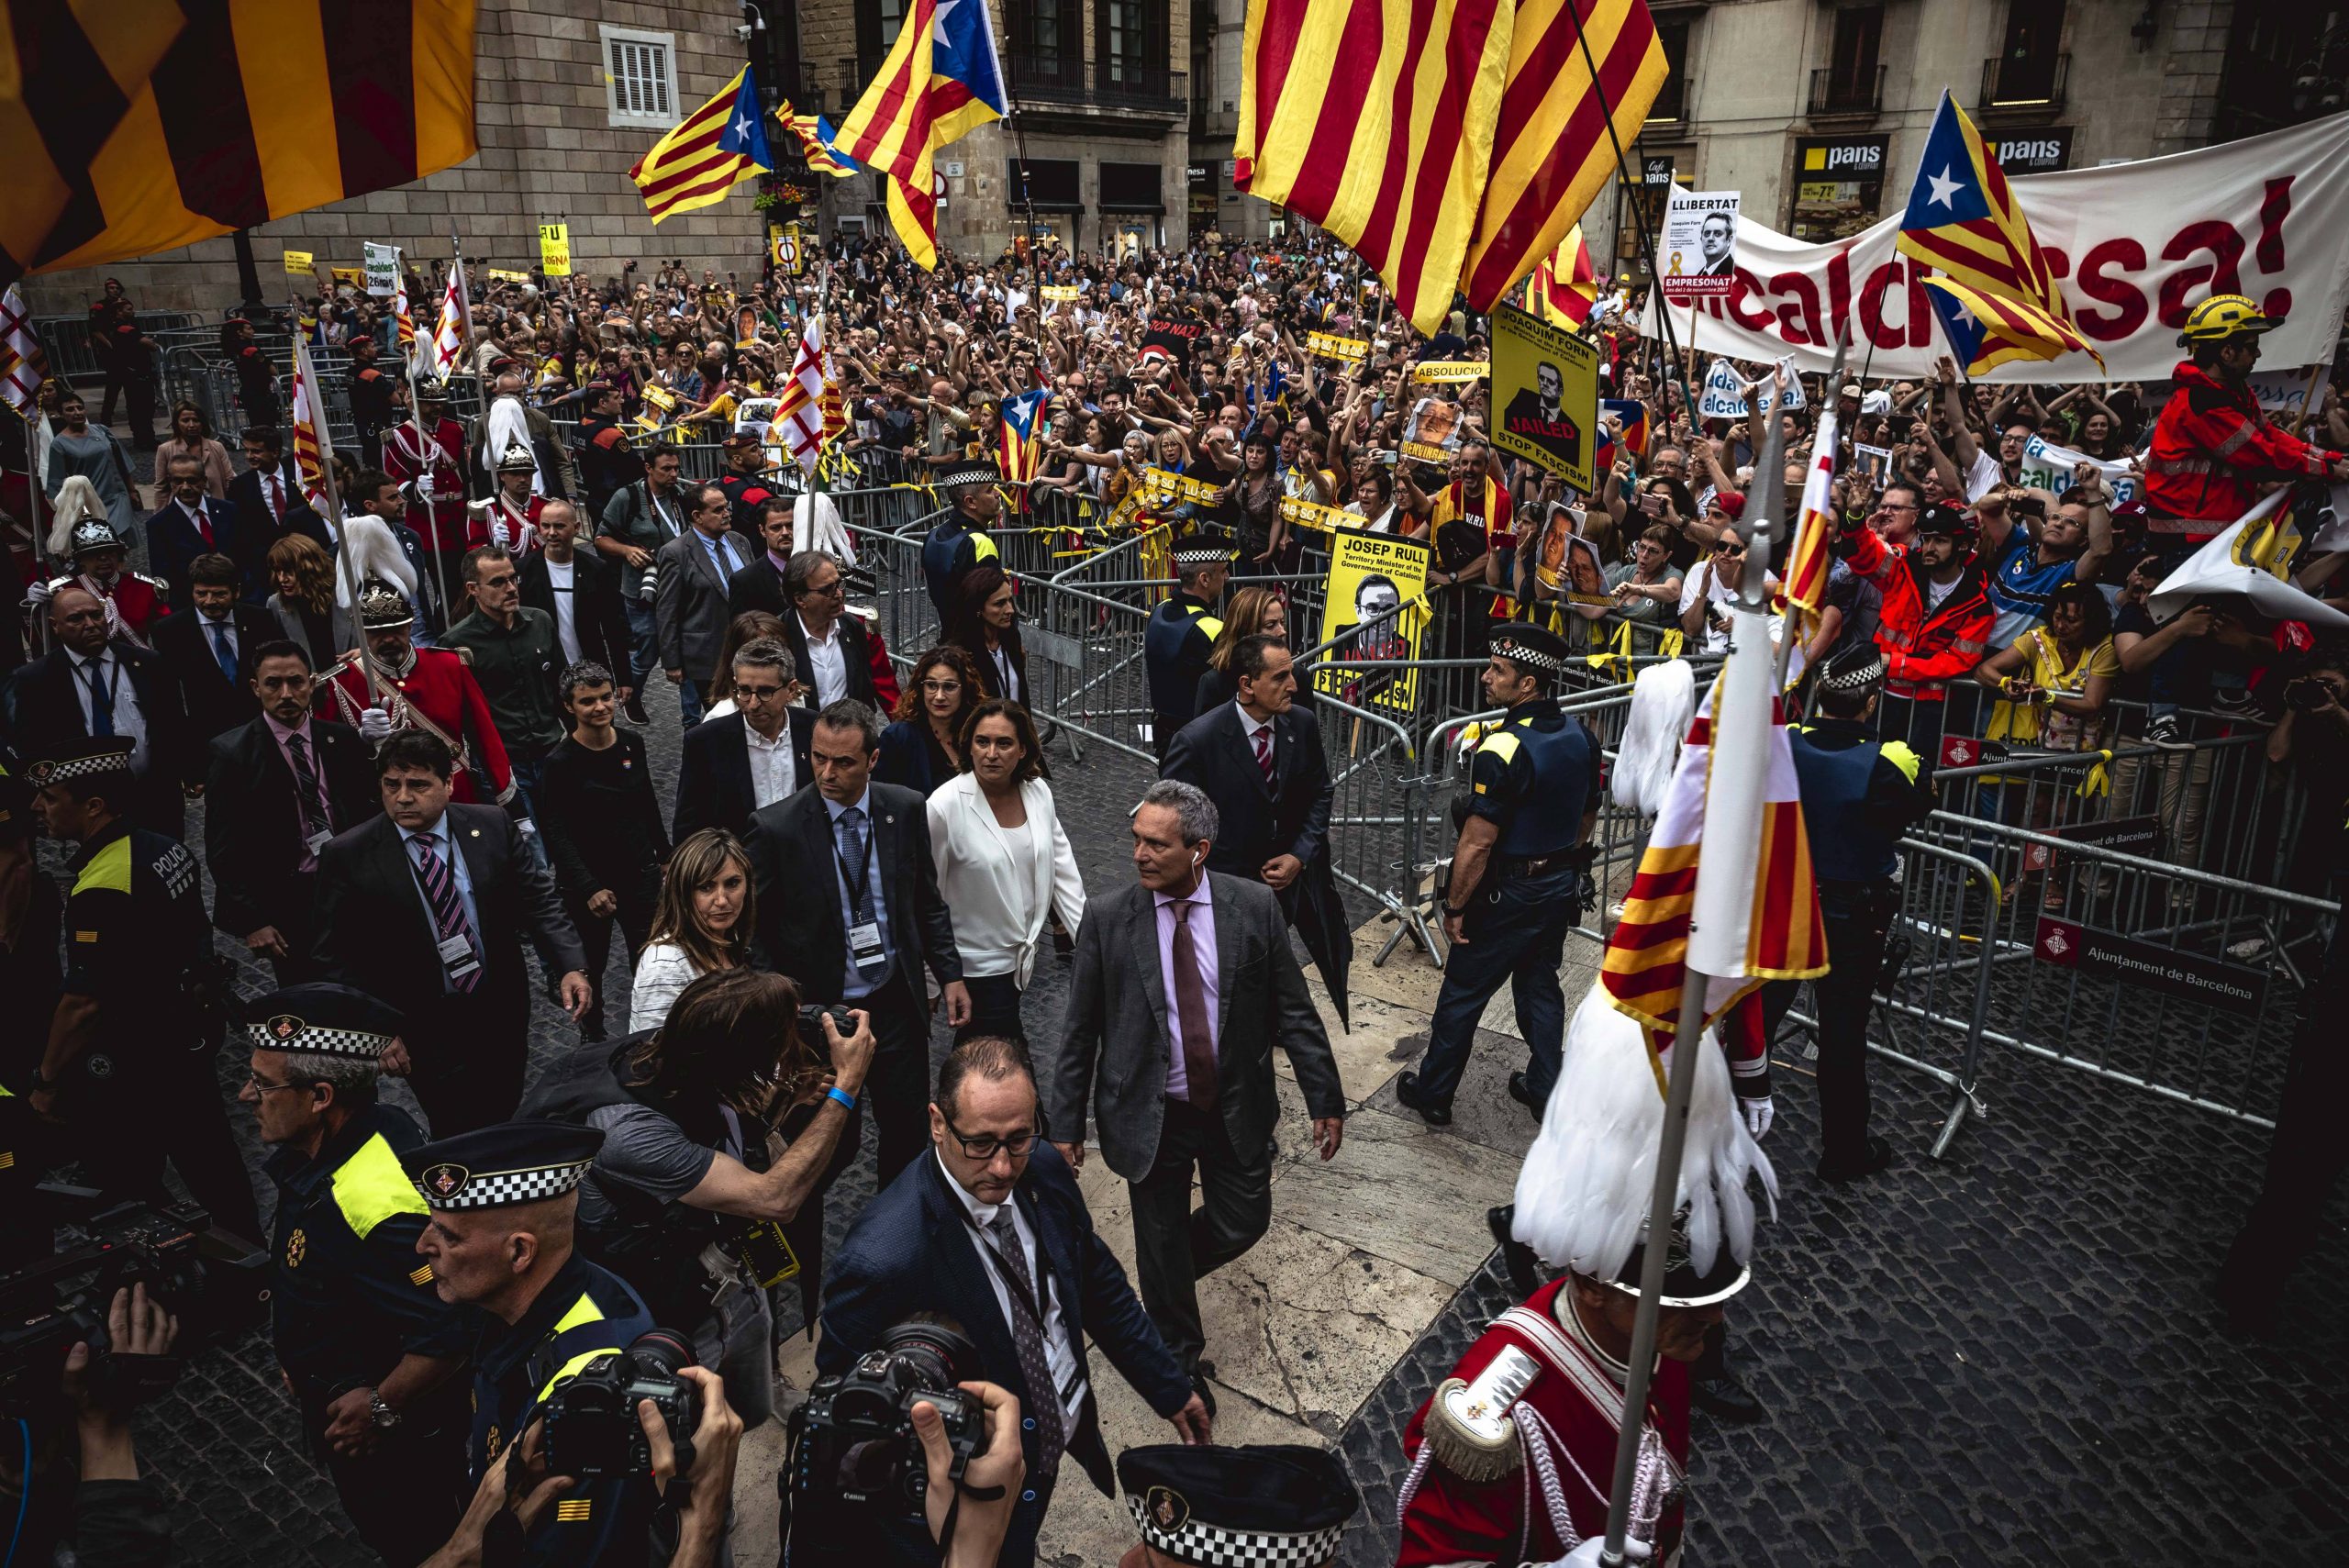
[541, 1329, 700, 1479]
[786, 1318, 985, 1530]
[0, 1196, 267, 1418]
[798, 1004, 858, 1040]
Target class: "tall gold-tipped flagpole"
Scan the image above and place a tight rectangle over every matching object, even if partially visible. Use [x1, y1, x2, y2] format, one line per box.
[290, 328, 379, 706]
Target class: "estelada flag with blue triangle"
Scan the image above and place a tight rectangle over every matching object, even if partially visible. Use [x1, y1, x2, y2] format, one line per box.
[996, 384, 1051, 486]
[631, 66, 774, 224]
[1895, 90, 2103, 375]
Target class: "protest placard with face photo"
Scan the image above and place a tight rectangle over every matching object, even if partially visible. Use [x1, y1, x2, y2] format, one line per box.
[1660, 189, 1740, 302]
[1491, 302, 1599, 490]
[1315, 527, 1432, 715]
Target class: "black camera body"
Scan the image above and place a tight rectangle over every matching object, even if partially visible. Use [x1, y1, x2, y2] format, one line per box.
[789, 1319, 985, 1526]
[541, 1329, 699, 1479]
[2286, 674, 2332, 712]
[797, 1004, 857, 1040]
[0, 1196, 267, 1418]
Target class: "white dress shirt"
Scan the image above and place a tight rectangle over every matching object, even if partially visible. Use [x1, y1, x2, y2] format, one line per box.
[66, 648, 149, 773]
[741, 719, 797, 810]
[1234, 701, 1275, 773]
[542, 556, 582, 665]
[935, 1150, 1086, 1426]
[799, 613, 848, 706]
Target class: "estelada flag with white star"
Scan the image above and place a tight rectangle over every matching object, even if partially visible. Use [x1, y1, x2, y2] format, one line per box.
[631, 66, 774, 225]
[1897, 90, 2102, 375]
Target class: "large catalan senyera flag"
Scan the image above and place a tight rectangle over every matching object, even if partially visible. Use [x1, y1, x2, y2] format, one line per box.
[631, 65, 774, 224]
[1529, 223, 1599, 329]
[836, 0, 1009, 269]
[775, 103, 861, 177]
[770, 317, 828, 477]
[1780, 406, 1837, 650]
[0, 1, 479, 287]
[1897, 91, 2104, 375]
[287, 333, 339, 517]
[0, 284, 50, 416]
[1235, 0, 1665, 334]
[1600, 618, 1825, 1083]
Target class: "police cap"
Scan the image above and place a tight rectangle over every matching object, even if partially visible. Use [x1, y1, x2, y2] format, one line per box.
[244, 983, 403, 1061]
[1489, 620, 1570, 676]
[1815, 641, 1886, 696]
[940, 459, 1003, 491]
[1117, 1443, 1359, 1567]
[23, 736, 135, 789]
[401, 1121, 602, 1211]
[1172, 527, 1239, 566]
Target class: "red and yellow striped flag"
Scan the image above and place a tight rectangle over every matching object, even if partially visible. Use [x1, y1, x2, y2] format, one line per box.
[0, 1, 479, 287]
[1781, 406, 1837, 650]
[287, 334, 338, 517]
[1235, 0, 1664, 335]
[629, 66, 774, 224]
[1529, 223, 1598, 328]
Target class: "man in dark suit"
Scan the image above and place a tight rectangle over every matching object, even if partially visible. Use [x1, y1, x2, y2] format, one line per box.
[518, 499, 630, 696]
[652, 480, 757, 726]
[1045, 779, 1345, 1383]
[724, 495, 798, 618]
[148, 450, 255, 606]
[4, 584, 187, 840]
[742, 697, 968, 1184]
[818, 1036, 1208, 1568]
[673, 637, 815, 842]
[311, 730, 590, 1134]
[205, 640, 380, 984]
[228, 427, 329, 558]
[778, 549, 901, 713]
[1161, 634, 1353, 1019]
[151, 553, 276, 764]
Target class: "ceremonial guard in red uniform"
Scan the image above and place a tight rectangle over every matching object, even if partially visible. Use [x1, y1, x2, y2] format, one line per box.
[467, 439, 548, 557]
[320, 577, 514, 806]
[40, 517, 169, 647]
[381, 380, 475, 583]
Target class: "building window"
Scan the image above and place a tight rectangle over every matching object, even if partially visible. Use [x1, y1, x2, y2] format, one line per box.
[1097, 0, 1169, 90]
[856, 0, 907, 79]
[1098, 161, 1164, 211]
[1648, 18, 1690, 124]
[601, 26, 677, 125]
[1988, 0, 2065, 104]
[1822, 6, 1884, 111]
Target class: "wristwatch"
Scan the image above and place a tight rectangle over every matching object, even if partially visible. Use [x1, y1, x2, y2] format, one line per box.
[368, 1390, 401, 1430]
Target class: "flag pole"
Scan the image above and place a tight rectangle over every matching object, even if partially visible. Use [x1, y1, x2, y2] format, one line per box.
[1598, 397, 1789, 1568]
[400, 250, 457, 637]
[294, 329, 379, 707]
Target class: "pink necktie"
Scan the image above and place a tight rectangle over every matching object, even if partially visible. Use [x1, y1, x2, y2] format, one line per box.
[1253, 725, 1274, 784]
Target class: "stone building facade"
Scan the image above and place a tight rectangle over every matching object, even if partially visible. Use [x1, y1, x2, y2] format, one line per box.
[27, 1, 776, 317]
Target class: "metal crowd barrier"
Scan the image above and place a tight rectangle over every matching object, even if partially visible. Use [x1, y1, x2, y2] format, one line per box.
[35, 310, 202, 389]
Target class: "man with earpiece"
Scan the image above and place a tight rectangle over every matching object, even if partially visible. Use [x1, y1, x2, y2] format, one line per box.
[1043, 779, 1345, 1412]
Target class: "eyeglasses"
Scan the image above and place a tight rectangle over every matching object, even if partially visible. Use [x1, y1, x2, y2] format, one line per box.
[805, 578, 845, 597]
[920, 679, 963, 695]
[734, 682, 787, 700]
[244, 1074, 314, 1095]
[1712, 540, 1745, 555]
[941, 1116, 1036, 1161]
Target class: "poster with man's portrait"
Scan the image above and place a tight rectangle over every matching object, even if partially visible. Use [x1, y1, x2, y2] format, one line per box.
[1659, 189, 1740, 302]
[1490, 303, 1598, 490]
[1530, 505, 1609, 604]
[1315, 527, 1432, 716]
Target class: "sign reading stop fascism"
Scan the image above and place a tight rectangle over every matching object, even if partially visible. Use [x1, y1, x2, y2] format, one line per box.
[1642, 110, 2349, 383]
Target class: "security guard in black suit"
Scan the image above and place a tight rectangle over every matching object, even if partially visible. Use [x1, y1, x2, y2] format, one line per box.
[242, 983, 472, 1566]
[402, 1121, 661, 1567]
[1763, 643, 1933, 1184]
[1143, 528, 1235, 761]
[24, 737, 262, 1244]
[1397, 623, 1603, 1127]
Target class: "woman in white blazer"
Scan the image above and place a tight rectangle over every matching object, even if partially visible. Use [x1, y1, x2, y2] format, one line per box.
[926, 698, 1086, 1044]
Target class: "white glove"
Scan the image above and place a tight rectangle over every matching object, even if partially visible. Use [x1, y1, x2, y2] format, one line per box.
[1549, 1538, 1652, 1566]
[1740, 1095, 1775, 1141]
[490, 518, 512, 550]
[25, 576, 51, 605]
[358, 704, 394, 744]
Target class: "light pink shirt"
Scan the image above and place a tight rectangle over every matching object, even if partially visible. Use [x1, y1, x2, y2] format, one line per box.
[1152, 877, 1219, 1101]
[264, 712, 331, 871]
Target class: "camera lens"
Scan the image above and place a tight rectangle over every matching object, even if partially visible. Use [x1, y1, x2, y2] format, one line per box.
[627, 1328, 697, 1379]
[879, 1318, 976, 1394]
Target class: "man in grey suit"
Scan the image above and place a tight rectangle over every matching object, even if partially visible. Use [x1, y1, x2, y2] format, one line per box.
[652, 480, 755, 727]
[1046, 779, 1345, 1390]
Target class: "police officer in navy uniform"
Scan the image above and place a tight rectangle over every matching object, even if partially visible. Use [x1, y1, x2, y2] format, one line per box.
[401, 1121, 662, 1567]
[1764, 643, 1934, 1184]
[1143, 528, 1235, 762]
[921, 461, 1005, 617]
[23, 737, 262, 1244]
[1397, 623, 1603, 1128]
[241, 982, 472, 1565]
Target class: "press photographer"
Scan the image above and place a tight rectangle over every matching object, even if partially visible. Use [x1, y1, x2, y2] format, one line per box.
[522, 967, 874, 1429]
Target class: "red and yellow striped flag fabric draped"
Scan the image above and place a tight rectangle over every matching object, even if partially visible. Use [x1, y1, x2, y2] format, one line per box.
[287, 335, 336, 516]
[1781, 407, 1837, 649]
[0, 0, 479, 286]
[1530, 223, 1598, 328]
[1235, 0, 1663, 335]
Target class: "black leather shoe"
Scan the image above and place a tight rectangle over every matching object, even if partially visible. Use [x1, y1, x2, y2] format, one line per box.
[1194, 1357, 1216, 1380]
[1507, 1071, 1544, 1118]
[1816, 1135, 1895, 1185]
[1487, 1205, 1543, 1299]
[1395, 1072, 1452, 1127]
[621, 691, 650, 726]
[1690, 1372, 1765, 1425]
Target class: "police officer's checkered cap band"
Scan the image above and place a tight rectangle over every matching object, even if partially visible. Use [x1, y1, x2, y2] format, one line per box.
[1124, 1496, 1342, 1568]
[416, 1161, 593, 1209]
[1819, 651, 1886, 693]
[1173, 542, 1238, 563]
[26, 751, 132, 785]
[1491, 637, 1564, 673]
[245, 1021, 391, 1060]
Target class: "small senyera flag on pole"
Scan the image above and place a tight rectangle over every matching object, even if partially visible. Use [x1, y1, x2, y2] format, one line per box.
[1780, 405, 1837, 650]
[631, 66, 774, 225]
[287, 334, 338, 517]
[429, 262, 466, 380]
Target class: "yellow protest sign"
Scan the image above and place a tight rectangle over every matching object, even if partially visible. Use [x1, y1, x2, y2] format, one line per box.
[1279, 496, 1353, 536]
[771, 226, 804, 274]
[283, 250, 315, 273]
[642, 384, 680, 413]
[1313, 528, 1432, 716]
[328, 267, 363, 288]
[1041, 284, 1082, 303]
[1411, 361, 1488, 383]
[487, 267, 531, 284]
[1489, 302, 1600, 491]
[1307, 330, 1369, 364]
[537, 221, 572, 277]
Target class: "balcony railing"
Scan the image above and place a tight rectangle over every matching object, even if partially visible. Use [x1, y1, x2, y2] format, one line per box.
[1004, 50, 1089, 102]
[1808, 63, 1885, 117]
[1981, 52, 2069, 112]
[1097, 60, 1186, 110]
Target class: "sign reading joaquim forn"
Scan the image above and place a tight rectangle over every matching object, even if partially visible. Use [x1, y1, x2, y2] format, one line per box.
[2033, 916, 2268, 1018]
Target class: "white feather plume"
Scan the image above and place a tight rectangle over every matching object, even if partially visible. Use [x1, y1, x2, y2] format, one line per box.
[1612, 660, 1696, 815]
[46, 476, 106, 557]
[1511, 984, 1776, 1281]
[336, 513, 416, 609]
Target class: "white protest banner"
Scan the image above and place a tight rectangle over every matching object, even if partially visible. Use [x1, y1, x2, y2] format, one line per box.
[1642, 111, 2349, 384]
[362, 241, 399, 297]
[1659, 189, 1739, 303]
[1765, 356, 1806, 411]
[2016, 435, 2141, 507]
[1698, 358, 1747, 419]
[2249, 364, 2330, 417]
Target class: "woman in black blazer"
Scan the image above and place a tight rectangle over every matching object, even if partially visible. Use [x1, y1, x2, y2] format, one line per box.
[875, 644, 982, 797]
[943, 563, 1030, 707]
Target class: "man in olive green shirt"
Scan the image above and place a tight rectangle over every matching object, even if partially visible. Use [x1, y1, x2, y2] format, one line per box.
[440, 547, 566, 838]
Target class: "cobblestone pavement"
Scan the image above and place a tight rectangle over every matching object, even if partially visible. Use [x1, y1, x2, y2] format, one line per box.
[88, 679, 2349, 1568]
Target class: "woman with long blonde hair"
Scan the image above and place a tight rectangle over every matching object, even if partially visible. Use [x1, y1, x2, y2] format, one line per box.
[629, 828, 757, 1030]
[264, 533, 354, 669]
[1195, 584, 1290, 714]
